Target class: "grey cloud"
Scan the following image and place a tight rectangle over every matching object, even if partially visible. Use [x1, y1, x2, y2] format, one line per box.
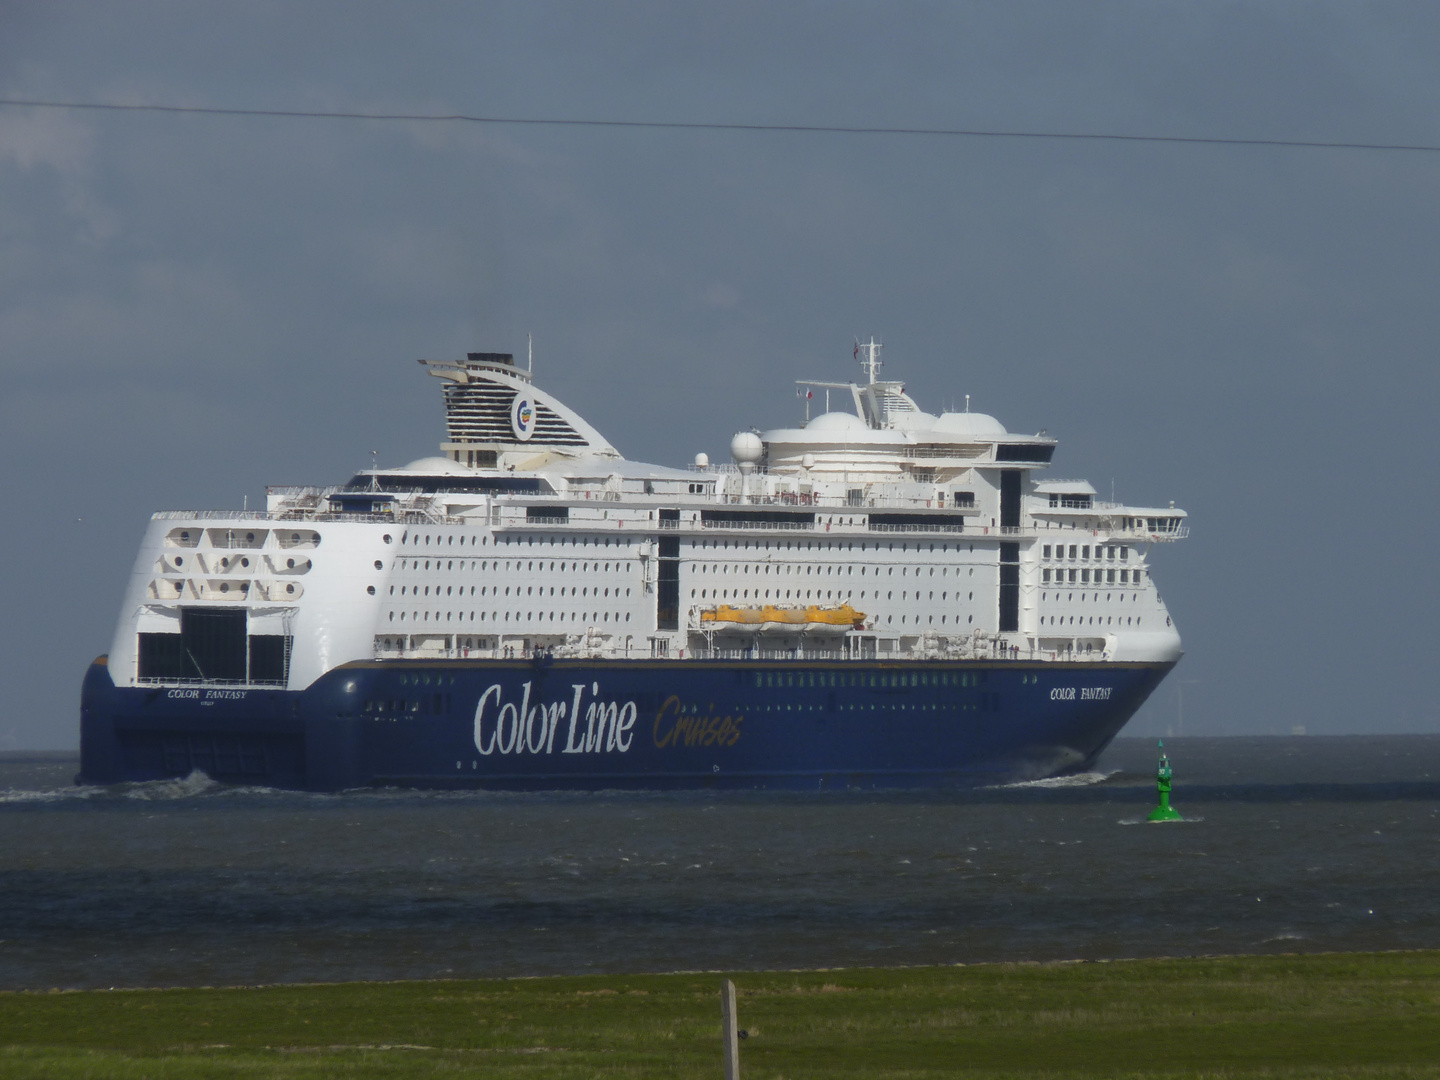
[1, 1, 1438, 746]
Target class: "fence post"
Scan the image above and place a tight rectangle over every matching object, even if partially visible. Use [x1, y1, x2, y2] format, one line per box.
[721, 978, 740, 1080]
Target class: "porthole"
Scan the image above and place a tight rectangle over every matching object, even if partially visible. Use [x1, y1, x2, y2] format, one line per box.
[240, 557, 249, 568]
[374, 560, 383, 570]
[286, 584, 295, 594]
[383, 534, 393, 544]
[367, 586, 376, 595]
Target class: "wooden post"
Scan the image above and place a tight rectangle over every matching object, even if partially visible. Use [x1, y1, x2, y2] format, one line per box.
[721, 977, 740, 1080]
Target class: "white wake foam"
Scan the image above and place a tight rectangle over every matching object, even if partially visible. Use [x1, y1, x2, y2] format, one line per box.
[121, 769, 223, 800]
[0, 784, 106, 805]
[997, 770, 1118, 790]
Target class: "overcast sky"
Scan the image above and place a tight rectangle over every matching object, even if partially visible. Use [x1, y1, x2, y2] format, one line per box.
[2, 1, 1438, 749]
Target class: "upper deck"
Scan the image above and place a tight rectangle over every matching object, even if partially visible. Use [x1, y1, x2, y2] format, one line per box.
[110, 340, 1187, 690]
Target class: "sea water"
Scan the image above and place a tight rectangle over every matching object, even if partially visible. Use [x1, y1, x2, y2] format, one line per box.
[1, 735, 1437, 990]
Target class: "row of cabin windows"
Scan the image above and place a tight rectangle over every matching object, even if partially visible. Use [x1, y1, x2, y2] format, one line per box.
[691, 563, 975, 577]
[1044, 568, 1144, 585]
[501, 535, 634, 547]
[383, 607, 974, 628]
[752, 669, 986, 688]
[403, 532, 486, 547]
[388, 610, 632, 624]
[693, 588, 975, 603]
[394, 529, 1056, 557]
[741, 696, 998, 713]
[393, 585, 632, 598]
[881, 613, 972, 625]
[1043, 544, 1129, 560]
[694, 539, 974, 553]
[1041, 592, 1140, 603]
[397, 530, 982, 556]
[392, 558, 992, 576]
[1045, 615, 1143, 626]
[400, 532, 635, 549]
[398, 559, 630, 573]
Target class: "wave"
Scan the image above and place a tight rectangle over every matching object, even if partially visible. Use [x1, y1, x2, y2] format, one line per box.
[0, 784, 107, 805]
[995, 770, 1118, 790]
[0, 770, 293, 805]
[120, 770, 226, 800]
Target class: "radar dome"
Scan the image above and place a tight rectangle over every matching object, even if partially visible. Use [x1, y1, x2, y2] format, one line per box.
[694, 452, 710, 468]
[730, 431, 764, 464]
[730, 431, 764, 475]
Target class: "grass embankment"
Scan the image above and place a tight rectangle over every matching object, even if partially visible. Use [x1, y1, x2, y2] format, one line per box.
[3, 952, 1440, 1078]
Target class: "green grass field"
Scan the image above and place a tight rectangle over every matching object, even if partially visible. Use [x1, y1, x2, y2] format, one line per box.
[3, 951, 1439, 1078]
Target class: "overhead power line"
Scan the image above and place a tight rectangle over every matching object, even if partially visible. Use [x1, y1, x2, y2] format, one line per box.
[1, 97, 1438, 154]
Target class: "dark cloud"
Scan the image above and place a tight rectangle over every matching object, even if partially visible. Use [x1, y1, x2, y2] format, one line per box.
[2, 1, 1438, 747]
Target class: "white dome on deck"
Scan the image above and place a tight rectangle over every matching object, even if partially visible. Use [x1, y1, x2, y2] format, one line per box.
[932, 412, 1007, 438]
[399, 456, 471, 474]
[889, 410, 940, 432]
[730, 431, 764, 464]
[805, 411, 868, 433]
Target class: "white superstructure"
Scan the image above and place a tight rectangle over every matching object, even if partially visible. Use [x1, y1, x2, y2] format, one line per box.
[108, 342, 1185, 691]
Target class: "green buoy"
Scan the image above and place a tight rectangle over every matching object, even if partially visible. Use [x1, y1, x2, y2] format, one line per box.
[1147, 739, 1183, 822]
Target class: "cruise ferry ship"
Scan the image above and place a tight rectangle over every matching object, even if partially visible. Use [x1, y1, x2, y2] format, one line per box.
[79, 341, 1187, 791]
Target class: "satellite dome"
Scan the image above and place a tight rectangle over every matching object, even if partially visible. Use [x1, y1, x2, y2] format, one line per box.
[730, 431, 764, 464]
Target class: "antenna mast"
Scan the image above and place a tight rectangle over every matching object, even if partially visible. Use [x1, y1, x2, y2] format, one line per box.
[858, 337, 883, 384]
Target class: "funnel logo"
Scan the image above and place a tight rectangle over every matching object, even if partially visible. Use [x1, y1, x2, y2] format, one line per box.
[510, 394, 535, 441]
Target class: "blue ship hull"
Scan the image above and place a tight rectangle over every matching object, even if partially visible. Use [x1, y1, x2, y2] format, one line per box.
[79, 656, 1174, 791]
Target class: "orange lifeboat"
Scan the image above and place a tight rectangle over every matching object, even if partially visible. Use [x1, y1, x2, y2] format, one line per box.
[700, 604, 866, 630]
